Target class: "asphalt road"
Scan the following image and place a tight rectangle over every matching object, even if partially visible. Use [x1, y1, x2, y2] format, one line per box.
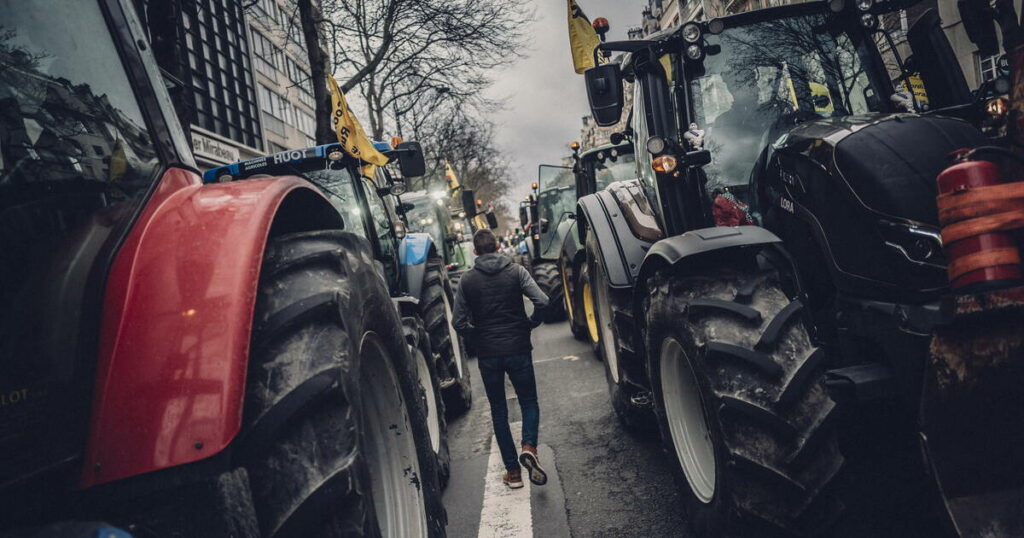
[442, 320, 691, 538]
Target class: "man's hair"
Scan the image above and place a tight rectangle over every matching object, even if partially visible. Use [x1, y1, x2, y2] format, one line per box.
[473, 228, 498, 254]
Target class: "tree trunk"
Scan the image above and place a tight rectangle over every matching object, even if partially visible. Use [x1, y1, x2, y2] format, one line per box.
[298, 0, 335, 144]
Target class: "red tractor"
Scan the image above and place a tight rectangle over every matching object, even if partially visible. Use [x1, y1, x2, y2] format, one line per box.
[1, 1, 445, 536]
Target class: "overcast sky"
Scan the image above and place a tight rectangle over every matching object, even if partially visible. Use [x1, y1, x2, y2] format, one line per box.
[485, 1, 642, 207]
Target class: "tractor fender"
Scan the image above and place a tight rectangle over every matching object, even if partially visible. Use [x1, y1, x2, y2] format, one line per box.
[82, 168, 342, 488]
[636, 225, 783, 284]
[576, 188, 654, 289]
[400, 232, 435, 300]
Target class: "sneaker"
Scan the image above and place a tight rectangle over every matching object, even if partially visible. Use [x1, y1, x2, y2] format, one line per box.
[503, 468, 524, 489]
[519, 444, 548, 486]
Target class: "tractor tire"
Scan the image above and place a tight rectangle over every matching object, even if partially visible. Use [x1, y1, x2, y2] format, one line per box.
[420, 255, 472, 418]
[645, 268, 843, 538]
[405, 316, 451, 490]
[532, 262, 567, 323]
[243, 231, 446, 538]
[586, 231, 656, 434]
[562, 256, 588, 341]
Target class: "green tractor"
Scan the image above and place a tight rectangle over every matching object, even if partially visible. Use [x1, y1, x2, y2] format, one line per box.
[578, 1, 1023, 536]
[559, 141, 636, 345]
[521, 165, 578, 322]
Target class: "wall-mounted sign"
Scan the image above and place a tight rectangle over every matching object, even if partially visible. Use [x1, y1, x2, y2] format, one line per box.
[191, 129, 240, 164]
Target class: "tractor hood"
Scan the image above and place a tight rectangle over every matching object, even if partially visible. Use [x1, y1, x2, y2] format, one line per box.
[772, 114, 987, 226]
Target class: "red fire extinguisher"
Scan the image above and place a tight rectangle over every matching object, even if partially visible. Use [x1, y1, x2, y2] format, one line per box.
[936, 150, 1024, 291]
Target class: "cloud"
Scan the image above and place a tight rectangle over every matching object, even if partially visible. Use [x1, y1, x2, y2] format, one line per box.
[485, 0, 642, 210]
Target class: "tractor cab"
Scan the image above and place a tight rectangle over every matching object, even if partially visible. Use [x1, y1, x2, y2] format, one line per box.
[585, 0, 986, 297]
[534, 165, 577, 261]
[574, 141, 636, 197]
[204, 141, 426, 294]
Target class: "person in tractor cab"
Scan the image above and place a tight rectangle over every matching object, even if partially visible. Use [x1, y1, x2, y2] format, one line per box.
[453, 228, 550, 489]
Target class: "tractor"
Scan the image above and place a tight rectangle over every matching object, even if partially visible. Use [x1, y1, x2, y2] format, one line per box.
[0, 1, 448, 536]
[519, 166, 577, 322]
[206, 145, 475, 426]
[578, 0, 1023, 536]
[399, 189, 478, 288]
[559, 141, 636, 345]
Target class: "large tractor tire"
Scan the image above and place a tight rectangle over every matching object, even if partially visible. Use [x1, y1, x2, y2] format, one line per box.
[644, 268, 843, 538]
[420, 255, 472, 418]
[404, 316, 451, 490]
[532, 262, 567, 323]
[586, 232, 655, 433]
[244, 231, 446, 537]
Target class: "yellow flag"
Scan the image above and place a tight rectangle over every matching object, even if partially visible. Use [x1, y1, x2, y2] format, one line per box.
[327, 75, 388, 174]
[444, 160, 461, 191]
[567, 0, 601, 74]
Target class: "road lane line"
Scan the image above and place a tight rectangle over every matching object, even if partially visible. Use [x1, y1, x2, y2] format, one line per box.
[477, 421, 532, 538]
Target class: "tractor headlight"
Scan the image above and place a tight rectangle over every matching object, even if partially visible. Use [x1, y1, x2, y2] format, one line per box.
[682, 23, 701, 43]
[828, 0, 846, 12]
[879, 222, 945, 267]
[855, 0, 873, 11]
[860, 13, 878, 29]
[685, 44, 704, 61]
[646, 135, 667, 155]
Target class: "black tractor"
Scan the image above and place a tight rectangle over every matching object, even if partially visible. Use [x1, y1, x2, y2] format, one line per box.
[560, 141, 636, 345]
[577, 1, 1019, 536]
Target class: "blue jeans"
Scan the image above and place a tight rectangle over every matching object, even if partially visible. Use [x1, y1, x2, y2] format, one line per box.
[478, 352, 540, 471]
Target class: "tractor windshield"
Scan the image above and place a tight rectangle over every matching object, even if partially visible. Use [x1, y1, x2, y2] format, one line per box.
[404, 194, 445, 243]
[536, 164, 576, 257]
[589, 152, 637, 191]
[691, 12, 881, 191]
[305, 168, 367, 237]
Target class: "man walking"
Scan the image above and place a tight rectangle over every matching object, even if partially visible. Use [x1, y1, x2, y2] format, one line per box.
[453, 229, 549, 489]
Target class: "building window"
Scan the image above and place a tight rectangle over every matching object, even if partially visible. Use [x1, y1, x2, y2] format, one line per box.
[171, 0, 262, 149]
[251, 29, 282, 79]
[979, 53, 1000, 82]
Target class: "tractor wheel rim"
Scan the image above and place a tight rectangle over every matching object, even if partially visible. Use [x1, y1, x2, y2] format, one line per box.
[413, 345, 441, 452]
[362, 335, 428, 537]
[562, 269, 574, 321]
[583, 282, 599, 344]
[660, 337, 716, 504]
[442, 291, 464, 378]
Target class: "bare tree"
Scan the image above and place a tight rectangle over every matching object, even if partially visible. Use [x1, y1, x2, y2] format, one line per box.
[324, 0, 532, 139]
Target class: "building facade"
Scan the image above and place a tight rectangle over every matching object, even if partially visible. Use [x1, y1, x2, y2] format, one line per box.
[136, 0, 318, 169]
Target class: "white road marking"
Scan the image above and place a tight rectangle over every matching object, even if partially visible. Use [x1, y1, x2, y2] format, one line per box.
[477, 421, 532, 538]
[534, 355, 580, 364]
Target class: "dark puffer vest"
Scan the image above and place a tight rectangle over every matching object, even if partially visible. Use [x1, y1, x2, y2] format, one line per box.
[458, 255, 533, 358]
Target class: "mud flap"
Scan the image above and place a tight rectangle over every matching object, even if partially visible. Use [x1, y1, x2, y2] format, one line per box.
[920, 287, 1024, 537]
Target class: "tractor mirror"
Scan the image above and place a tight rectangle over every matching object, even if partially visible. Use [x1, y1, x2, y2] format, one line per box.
[486, 212, 499, 229]
[585, 63, 624, 127]
[395, 141, 426, 178]
[957, 0, 999, 57]
[461, 189, 477, 217]
[539, 218, 549, 234]
[684, 150, 711, 167]
[908, 9, 971, 109]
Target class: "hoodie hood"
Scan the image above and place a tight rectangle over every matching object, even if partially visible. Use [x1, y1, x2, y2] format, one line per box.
[473, 253, 512, 275]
